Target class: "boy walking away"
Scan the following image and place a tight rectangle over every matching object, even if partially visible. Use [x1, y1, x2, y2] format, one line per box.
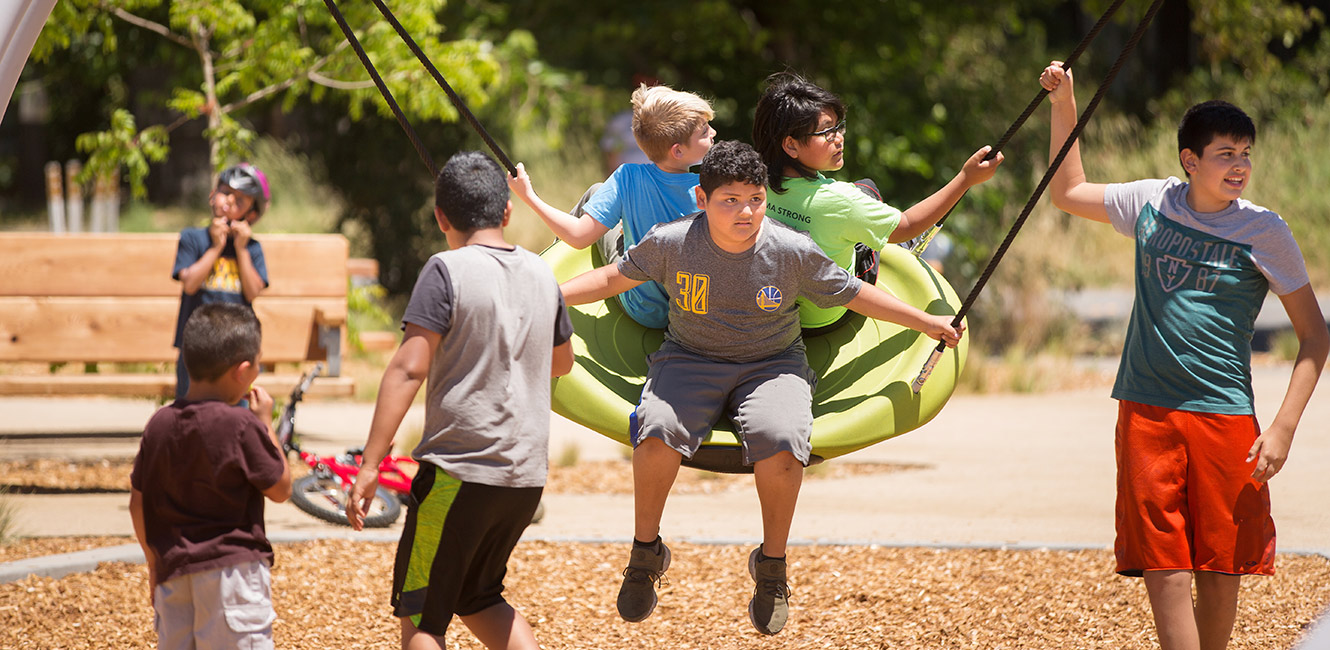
[172, 163, 272, 400]
[1041, 63, 1327, 650]
[560, 141, 963, 635]
[347, 151, 575, 650]
[130, 302, 292, 650]
[753, 72, 1003, 332]
[507, 83, 716, 329]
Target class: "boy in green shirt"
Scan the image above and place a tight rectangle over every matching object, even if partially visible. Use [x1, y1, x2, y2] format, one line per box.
[752, 72, 1003, 330]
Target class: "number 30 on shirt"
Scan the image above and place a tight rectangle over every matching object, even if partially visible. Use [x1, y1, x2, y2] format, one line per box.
[675, 272, 709, 314]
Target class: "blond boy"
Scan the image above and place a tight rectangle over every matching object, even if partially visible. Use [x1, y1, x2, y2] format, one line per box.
[508, 83, 715, 328]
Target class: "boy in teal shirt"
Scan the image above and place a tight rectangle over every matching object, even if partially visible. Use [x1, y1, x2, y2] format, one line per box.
[1041, 62, 1326, 650]
[752, 72, 1004, 330]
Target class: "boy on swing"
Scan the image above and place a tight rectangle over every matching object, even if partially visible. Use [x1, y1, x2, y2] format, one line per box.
[752, 72, 1003, 332]
[507, 83, 715, 329]
[1041, 63, 1326, 650]
[560, 140, 963, 635]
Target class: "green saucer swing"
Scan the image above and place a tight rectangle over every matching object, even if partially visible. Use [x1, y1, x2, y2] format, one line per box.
[543, 240, 967, 473]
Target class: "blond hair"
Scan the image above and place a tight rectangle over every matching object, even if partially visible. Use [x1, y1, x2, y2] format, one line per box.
[631, 84, 714, 162]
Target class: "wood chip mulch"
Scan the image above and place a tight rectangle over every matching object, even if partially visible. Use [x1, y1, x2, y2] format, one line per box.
[0, 458, 922, 496]
[0, 537, 129, 564]
[2, 540, 1328, 649]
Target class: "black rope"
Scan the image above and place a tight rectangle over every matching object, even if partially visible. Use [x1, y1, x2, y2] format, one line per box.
[321, 0, 436, 177]
[915, 0, 1127, 251]
[367, 0, 518, 176]
[912, 0, 1166, 393]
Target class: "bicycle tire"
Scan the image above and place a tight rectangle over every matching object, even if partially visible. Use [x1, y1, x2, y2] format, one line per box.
[290, 473, 402, 528]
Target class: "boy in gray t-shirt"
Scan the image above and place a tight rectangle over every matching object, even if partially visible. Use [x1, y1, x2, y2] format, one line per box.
[348, 152, 574, 650]
[561, 141, 964, 635]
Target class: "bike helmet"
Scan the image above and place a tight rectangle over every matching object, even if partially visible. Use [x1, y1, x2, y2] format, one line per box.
[216, 163, 271, 218]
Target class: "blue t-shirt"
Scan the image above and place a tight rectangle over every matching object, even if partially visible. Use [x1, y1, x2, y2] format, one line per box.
[1104, 177, 1309, 414]
[582, 163, 700, 328]
[172, 227, 269, 347]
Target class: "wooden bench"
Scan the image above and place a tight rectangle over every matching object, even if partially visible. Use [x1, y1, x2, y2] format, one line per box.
[0, 232, 356, 398]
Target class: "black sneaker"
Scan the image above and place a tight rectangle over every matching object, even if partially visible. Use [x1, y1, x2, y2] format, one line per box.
[616, 540, 671, 622]
[747, 546, 790, 635]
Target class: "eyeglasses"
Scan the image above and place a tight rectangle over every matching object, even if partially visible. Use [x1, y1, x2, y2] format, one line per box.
[804, 119, 846, 140]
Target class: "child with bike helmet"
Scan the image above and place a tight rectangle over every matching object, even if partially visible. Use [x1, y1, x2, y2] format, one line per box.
[171, 163, 272, 400]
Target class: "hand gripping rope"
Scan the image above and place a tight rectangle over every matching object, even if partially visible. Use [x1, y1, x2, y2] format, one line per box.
[910, 0, 1167, 394]
[321, 0, 518, 177]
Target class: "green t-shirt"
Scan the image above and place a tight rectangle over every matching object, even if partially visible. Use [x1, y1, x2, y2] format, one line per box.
[765, 174, 902, 328]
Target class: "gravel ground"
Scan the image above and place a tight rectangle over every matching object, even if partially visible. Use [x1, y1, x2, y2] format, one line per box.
[2, 540, 1328, 649]
[0, 458, 920, 497]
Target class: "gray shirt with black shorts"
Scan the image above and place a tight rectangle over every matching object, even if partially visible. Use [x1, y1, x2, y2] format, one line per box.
[402, 244, 574, 488]
[618, 212, 862, 465]
[392, 244, 574, 637]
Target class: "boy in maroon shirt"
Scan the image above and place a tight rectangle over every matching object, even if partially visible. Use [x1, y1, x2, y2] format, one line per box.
[130, 302, 292, 650]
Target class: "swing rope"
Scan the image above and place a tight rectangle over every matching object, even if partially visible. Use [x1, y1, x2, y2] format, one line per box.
[366, 0, 518, 176]
[910, 0, 1127, 256]
[321, 0, 436, 177]
[911, 0, 1167, 393]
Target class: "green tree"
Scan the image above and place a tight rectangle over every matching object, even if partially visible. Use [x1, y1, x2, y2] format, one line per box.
[30, 0, 506, 194]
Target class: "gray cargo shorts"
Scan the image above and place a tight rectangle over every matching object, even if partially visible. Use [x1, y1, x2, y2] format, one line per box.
[631, 341, 816, 465]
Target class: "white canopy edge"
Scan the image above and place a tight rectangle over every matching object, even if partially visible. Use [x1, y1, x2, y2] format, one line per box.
[0, 0, 57, 126]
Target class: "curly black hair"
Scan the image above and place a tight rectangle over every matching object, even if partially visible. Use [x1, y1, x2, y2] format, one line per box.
[699, 140, 768, 196]
[434, 151, 508, 231]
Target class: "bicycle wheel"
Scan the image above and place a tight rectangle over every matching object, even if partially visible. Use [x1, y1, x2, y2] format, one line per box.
[290, 473, 402, 528]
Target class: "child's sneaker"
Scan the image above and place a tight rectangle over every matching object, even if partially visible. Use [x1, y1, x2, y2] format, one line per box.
[747, 546, 790, 635]
[616, 539, 671, 622]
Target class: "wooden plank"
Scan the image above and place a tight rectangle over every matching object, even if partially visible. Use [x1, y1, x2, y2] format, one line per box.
[347, 257, 379, 281]
[0, 233, 178, 296]
[0, 233, 348, 298]
[0, 373, 354, 399]
[0, 297, 345, 363]
[264, 236, 349, 298]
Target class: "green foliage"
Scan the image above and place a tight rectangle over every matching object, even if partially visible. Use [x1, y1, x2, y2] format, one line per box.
[29, 0, 1330, 319]
[248, 137, 341, 234]
[1190, 0, 1323, 72]
[73, 109, 168, 199]
[347, 281, 394, 352]
[35, 0, 513, 175]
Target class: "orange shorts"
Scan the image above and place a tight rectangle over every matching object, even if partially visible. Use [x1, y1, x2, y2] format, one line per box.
[1114, 400, 1275, 577]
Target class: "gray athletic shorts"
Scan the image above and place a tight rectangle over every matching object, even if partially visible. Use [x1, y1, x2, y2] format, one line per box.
[631, 341, 816, 465]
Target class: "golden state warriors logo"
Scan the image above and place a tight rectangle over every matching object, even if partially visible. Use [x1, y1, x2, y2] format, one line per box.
[756, 286, 782, 312]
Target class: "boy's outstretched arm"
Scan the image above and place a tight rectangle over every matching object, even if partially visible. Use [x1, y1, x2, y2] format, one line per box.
[844, 285, 965, 347]
[248, 386, 291, 503]
[508, 163, 612, 249]
[348, 323, 438, 530]
[1041, 62, 1109, 223]
[1248, 286, 1328, 482]
[891, 145, 1005, 243]
[560, 264, 644, 306]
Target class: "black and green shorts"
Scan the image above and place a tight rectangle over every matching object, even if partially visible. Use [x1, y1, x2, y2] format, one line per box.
[391, 463, 543, 635]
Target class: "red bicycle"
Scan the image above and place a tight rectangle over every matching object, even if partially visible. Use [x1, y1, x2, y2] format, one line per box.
[276, 364, 419, 528]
